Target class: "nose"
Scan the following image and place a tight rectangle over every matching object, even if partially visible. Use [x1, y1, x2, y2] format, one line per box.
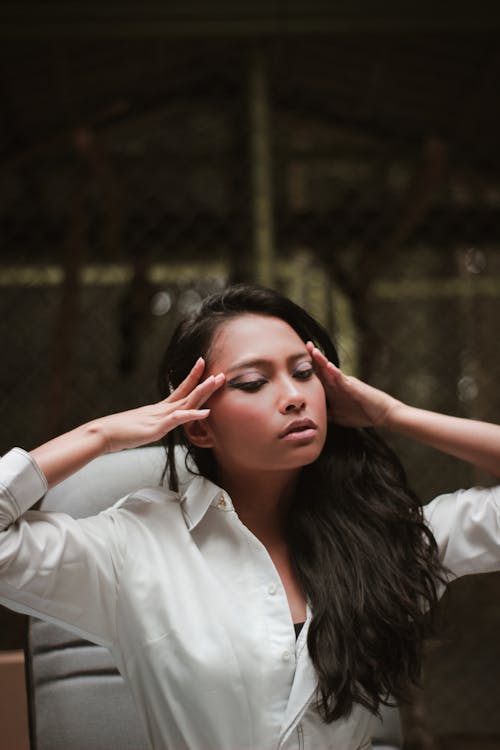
[279, 378, 306, 414]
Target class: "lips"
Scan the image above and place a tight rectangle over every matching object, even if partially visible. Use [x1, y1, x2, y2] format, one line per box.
[279, 417, 318, 439]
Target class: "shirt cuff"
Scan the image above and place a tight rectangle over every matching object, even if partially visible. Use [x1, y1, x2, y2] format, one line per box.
[0, 448, 49, 519]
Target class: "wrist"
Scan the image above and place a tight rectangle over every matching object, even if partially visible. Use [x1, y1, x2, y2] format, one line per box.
[379, 398, 407, 430]
[30, 422, 107, 488]
[82, 420, 111, 455]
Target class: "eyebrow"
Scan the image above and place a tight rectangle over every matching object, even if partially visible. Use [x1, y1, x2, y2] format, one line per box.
[226, 352, 311, 375]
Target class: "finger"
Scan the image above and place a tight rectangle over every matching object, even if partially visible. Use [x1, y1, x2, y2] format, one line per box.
[306, 342, 340, 379]
[185, 372, 226, 409]
[167, 357, 205, 401]
[164, 408, 211, 431]
[306, 341, 329, 367]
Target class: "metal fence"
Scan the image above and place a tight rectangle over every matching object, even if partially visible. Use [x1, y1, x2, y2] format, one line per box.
[1, 34, 500, 747]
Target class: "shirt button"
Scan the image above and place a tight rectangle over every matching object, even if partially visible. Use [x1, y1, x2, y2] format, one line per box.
[282, 650, 291, 662]
[267, 583, 277, 595]
[216, 495, 227, 509]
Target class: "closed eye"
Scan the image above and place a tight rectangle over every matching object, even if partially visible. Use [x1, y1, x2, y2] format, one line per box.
[228, 379, 268, 392]
[293, 366, 314, 380]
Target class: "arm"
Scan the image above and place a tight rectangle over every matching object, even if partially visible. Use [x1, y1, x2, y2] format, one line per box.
[31, 358, 225, 488]
[384, 403, 500, 479]
[0, 359, 225, 642]
[307, 343, 500, 479]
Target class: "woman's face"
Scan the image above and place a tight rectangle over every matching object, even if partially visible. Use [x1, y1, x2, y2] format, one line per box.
[192, 314, 328, 478]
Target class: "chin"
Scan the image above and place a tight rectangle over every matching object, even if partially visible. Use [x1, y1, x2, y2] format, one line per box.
[284, 445, 324, 470]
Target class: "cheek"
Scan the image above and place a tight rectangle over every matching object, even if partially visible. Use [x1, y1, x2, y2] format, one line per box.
[310, 380, 328, 414]
[208, 395, 268, 442]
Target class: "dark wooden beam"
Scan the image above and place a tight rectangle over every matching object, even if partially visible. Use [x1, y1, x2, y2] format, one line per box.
[1, 206, 499, 262]
[1, 1, 499, 39]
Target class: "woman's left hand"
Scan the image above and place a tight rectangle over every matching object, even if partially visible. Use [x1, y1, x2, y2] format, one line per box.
[308, 344, 500, 477]
[306, 342, 401, 428]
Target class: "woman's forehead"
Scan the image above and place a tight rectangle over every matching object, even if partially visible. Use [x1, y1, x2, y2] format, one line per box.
[208, 314, 306, 367]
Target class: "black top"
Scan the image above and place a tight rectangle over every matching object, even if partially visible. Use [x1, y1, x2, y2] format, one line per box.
[294, 621, 305, 638]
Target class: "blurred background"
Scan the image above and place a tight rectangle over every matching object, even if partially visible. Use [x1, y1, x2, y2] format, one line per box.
[1, 2, 500, 748]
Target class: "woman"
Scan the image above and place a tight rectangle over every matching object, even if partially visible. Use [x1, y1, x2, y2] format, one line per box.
[1, 283, 499, 750]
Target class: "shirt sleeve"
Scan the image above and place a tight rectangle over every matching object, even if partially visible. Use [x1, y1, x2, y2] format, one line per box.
[423, 484, 500, 580]
[0, 448, 125, 648]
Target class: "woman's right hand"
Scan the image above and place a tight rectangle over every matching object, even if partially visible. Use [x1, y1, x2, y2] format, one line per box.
[31, 358, 225, 487]
[94, 358, 225, 453]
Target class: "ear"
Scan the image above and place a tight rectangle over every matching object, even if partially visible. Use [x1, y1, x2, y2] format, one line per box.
[183, 419, 215, 449]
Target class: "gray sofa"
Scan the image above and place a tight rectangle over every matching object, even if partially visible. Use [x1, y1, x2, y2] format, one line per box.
[25, 447, 403, 749]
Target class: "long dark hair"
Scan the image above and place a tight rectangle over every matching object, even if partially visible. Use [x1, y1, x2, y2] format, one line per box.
[158, 283, 447, 722]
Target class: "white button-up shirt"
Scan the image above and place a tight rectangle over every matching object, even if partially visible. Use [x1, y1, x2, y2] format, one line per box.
[1, 447, 500, 749]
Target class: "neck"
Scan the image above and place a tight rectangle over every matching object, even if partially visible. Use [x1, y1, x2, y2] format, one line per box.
[218, 467, 299, 547]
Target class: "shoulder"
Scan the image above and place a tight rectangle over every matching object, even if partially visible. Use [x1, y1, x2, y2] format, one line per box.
[101, 474, 221, 539]
[108, 485, 182, 518]
[95, 487, 187, 557]
[424, 485, 500, 528]
[423, 485, 500, 578]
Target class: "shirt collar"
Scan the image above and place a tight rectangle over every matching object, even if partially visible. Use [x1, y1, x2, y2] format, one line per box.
[180, 475, 234, 532]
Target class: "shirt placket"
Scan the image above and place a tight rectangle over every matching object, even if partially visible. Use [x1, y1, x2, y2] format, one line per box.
[233, 518, 300, 746]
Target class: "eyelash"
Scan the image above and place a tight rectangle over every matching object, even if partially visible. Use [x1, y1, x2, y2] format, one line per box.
[230, 367, 314, 392]
[295, 367, 315, 381]
[231, 380, 267, 392]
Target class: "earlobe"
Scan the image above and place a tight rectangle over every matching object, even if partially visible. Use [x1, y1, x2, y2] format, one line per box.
[183, 419, 215, 449]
